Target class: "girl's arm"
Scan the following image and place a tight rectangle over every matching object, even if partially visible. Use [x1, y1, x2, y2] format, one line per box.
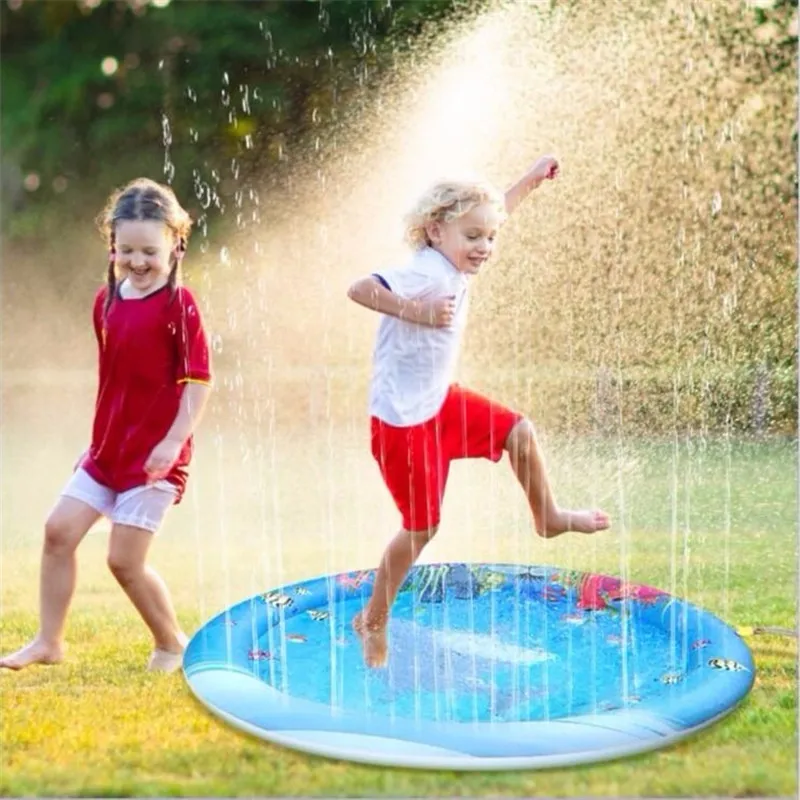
[504, 155, 560, 216]
[144, 382, 212, 481]
[164, 382, 212, 444]
[347, 276, 454, 328]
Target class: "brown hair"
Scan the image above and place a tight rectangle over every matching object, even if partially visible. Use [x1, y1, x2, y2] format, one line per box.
[97, 178, 192, 314]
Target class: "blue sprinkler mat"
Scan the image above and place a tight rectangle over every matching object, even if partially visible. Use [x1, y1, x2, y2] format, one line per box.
[183, 562, 755, 770]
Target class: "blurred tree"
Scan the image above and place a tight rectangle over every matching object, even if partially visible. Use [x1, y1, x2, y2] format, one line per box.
[0, 0, 480, 217]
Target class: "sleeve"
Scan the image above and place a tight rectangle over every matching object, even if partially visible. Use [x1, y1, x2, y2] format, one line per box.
[173, 287, 213, 386]
[372, 262, 439, 300]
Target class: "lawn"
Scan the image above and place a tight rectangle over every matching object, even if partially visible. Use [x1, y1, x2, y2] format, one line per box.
[1, 378, 796, 797]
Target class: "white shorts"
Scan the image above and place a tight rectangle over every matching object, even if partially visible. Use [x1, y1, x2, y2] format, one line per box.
[61, 469, 177, 534]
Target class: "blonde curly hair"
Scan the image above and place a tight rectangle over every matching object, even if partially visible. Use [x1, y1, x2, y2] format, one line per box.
[403, 179, 506, 250]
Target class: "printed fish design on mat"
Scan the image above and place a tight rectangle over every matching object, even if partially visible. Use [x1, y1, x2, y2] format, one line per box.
[708, 658, 749, 672]
[308, 609, 330, 621]
[690, 638, 711, 650]
[660, 672, 684, 685]
[627, 695, 642, 704]
[248, 649, 273, 661]
[477, 570, 506, 592]
[562, 613, 588, 625]
[578, 574, 668, 612]
[294, 587, 312, 596]
[285, 634, 307, 643]
[338, 570, 373, 590]
[261, 591, 293, 608]
[542, 585, 567, 602]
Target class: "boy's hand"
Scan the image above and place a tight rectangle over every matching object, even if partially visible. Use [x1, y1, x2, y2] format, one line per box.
[412, 295, 456, 328]
[531, 155, 559, 183]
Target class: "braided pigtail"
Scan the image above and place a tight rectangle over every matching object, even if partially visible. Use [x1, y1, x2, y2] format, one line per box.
[104, 231, 117, 318]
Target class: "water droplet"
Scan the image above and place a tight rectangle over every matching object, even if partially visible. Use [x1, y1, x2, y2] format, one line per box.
[161, 114, 172, 147]
[211, 334, 224, 353]
[244, 134, 253, 150]
[220, 246, 231, 266]
[711, 191, 722, 217]
[222, 71, 230, 86]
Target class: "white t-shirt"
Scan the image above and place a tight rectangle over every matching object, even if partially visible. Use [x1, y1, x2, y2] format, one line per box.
[368, 246, 470, 426]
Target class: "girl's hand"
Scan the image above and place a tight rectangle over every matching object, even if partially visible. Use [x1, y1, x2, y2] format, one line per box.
[144, 438, 182, 482]
[531, 155, 559, 183]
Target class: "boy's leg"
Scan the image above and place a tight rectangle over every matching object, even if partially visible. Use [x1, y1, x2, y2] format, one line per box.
[505, 419, 610, 536]
[106, 483, 187, 672]
[445, 385, 610, 536]
[1, 482, 105, 670]
[355, 418, 447, 668]
[355, 524, 438, 668]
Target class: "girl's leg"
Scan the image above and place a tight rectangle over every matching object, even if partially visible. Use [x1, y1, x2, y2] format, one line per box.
[354, 525, 438, 668]
[0, 497, 101, 670]
[505, 419, 610, 536]
[106, 523, 187, 671]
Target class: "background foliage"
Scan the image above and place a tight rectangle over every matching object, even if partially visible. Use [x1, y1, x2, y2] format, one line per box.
[1, 0, 796, 434]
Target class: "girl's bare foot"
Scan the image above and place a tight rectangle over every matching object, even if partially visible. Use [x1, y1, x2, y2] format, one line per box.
[541, 509, 611, 537]
[353, 612, 388, 668]
[146, 631, 188, 674]
[0, 638, 64, 671]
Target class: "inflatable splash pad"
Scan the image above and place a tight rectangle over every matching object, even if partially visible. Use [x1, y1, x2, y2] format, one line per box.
[183, 562, 754, 770]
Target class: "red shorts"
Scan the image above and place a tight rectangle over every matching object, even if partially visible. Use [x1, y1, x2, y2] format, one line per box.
[370, 384, 523, 532]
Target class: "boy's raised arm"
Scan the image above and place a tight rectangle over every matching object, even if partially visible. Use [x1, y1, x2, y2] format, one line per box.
[504, 155, 560, 216]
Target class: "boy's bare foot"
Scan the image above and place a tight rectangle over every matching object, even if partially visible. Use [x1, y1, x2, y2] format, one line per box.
[353, 612, 388, 668]
[540, 509, 611, 537]
[0, 639, 64, 671]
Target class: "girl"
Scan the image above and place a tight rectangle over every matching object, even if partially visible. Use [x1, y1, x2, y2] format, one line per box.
[1, 178, 212, 674]
[347, 155, 611, 668]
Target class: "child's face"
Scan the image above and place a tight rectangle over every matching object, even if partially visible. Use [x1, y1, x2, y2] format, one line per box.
[428, 202, 501, 275]
[114, 220, 176, 294]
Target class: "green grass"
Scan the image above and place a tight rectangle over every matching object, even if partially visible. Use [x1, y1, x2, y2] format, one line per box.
[1, 412, 797, 796]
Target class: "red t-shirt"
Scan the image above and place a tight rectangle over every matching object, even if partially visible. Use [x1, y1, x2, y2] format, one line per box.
[80, 283, 212, 502]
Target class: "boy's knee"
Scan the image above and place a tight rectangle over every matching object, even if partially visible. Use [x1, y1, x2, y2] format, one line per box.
[505, 417, 536, 455]
[407, 525, 439, 548]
